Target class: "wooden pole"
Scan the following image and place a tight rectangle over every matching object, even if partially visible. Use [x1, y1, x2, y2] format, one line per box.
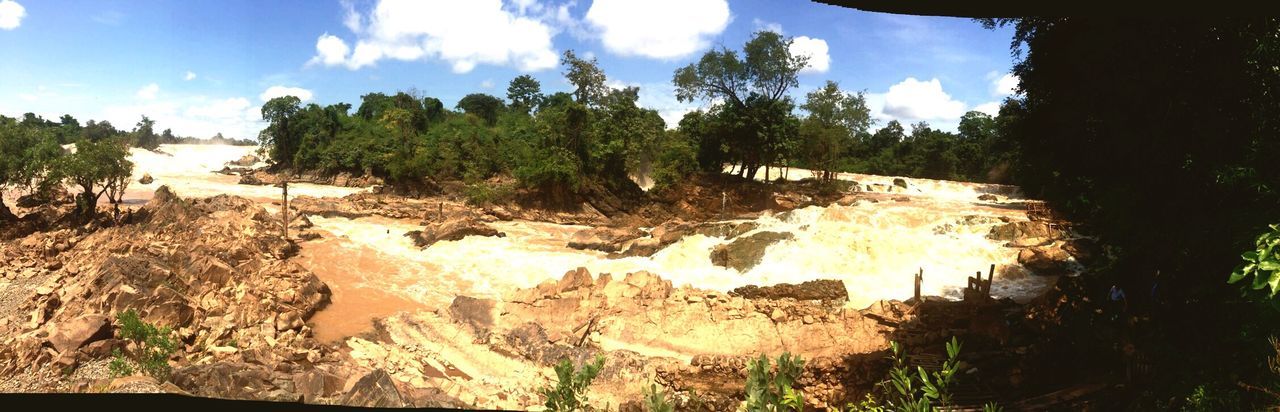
[914, 268, 922, 302]
[987, 264, 996, 295]
[281, 181, 289, 241]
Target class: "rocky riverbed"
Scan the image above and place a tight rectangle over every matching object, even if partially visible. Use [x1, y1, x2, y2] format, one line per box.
[0, 144, 1102, 408]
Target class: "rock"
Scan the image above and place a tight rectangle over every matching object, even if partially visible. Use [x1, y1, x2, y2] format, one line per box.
[893, 178, 908, 189]
[730, 279, 849, 302]
[988, 221, 1063, 242]
[567, 227, 643, 253]
[238, 174, 265, 186]
[557, 267, 594, 293]
[1018, 246, 1075, 276]
[977, 193, 999, 201]
[407, 217, 504, 248]
[172, 362, 275, 400]
[340, 369, 410, 408]
[295, 369, 341, 403]
[1062, 238, 1101, 266]
[710, 231, 794, 272]
[49, 314, 111, 354]
[836, 194, 860, 207]
[231, 154, 260, 167]
[107, 376, 165, 393]
[622, 271, 673, 300]
[138, 174, 154, 184]
[693, 221, 760, 239]
[770, 308, 787, 322]
[448, 296, 496, 334]
[81, 338, 121, 358]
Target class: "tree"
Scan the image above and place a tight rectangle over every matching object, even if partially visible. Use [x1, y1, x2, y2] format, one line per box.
[590, 86, 665, 182]
[561, 50, 608, 107]
[160, 128, 175, 144]
[507, 74, 544, 115]
[0, 120, 63, 216]
[134, 115, 159, 150]
[673, 31, 809, 180]
[259, 96, 302, 167]
[380, 108, 419, 182]
[57, 138, 133, 217]
[799, 81, 872, 181]
[455, 93, 506, 126]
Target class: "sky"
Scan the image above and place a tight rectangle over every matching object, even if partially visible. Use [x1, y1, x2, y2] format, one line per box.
[0, 0, 1020, 139]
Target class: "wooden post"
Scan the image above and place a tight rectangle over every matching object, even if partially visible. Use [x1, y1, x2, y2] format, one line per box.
[913, 268, 923, 302]
[281, 181, 289, 241]
[986, 264, 996, 295]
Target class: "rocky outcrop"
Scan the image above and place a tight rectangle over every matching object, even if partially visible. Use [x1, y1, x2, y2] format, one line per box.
[893, 178, 908, 189]
[0, 186, 332, 393]
[340, 369, 410, 407]
[730, 280, 849, 302]
[230, 154, 260, 167]
[138, 174, 154, 185]
[988, 221, 1064, 242]
[567, 226, 645, 253]
[710, 231, 794, 272]
[977, 193, 998, 201]
[1018, 246, 1075, 276]
[406, 217, 504, 248]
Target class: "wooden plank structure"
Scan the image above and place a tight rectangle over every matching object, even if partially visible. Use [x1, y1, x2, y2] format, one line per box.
[964, 264, 995, 301]
[913, 267, 923, 302]
[281, 181, 289, 241]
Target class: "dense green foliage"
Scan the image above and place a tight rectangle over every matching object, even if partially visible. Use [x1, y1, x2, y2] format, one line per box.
[742, 353, 806, 412]
[110, 309, 178, 381]
[56, 138, 134, 216]
[541, 355, 606, 411]
[977, 17, 1280, 408]
[1230, 224, 1280, 297]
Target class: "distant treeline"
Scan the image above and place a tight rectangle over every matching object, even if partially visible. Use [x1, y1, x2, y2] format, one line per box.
[0, 112, 256, 148]
[253, 31, 1020, 203]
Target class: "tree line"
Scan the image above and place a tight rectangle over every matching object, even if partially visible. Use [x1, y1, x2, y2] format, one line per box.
[255, 31, 1021, 204]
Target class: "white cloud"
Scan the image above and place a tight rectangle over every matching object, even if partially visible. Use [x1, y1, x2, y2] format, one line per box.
[791, 36, 830, 74]
[880, 77, 967, 122]
[309, 33, 351, 67]
[0, 0, 24, 30]
[100, 96, 263, 139]
[312, 0, 558, 73]
[480, 79, 495, 89]
[136, 83, 160, 100]
[341, 0, 362, 33]
[259, 86, 313, 102]
[993, 73, 1019, 96]
[974, 101, 1000, 117]
[584, 0, 730, 60]
[184, 71, 197, 81]
[753, 18, 782, 34]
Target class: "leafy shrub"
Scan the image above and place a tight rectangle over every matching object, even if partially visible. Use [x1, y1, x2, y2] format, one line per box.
[1229, 223, 1280, 297]
[542, 355, 605, 411]
[643, 383, 675, 412]
[840, 337, 998, 412]
[742, 352, 806, 412]
[111, 309, 178, 381]
[463, 182, 515, 206]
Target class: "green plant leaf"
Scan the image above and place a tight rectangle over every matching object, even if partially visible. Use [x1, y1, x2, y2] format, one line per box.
[1244, 251, 1260, 261]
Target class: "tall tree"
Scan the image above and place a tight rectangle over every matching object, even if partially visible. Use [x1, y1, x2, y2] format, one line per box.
[507, 75, 545, 115]
[561, 50, 608, 107]
[799, 81, 873, 181]
[259, 96, 303, 167]
[57, 138, 133, 217]
[135, 115, 159, 150]
[673, 31, 809, 180]
[455, 93, 506, 126]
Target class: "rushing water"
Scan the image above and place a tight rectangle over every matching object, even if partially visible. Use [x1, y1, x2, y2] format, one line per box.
[33, 144, 1060, 341]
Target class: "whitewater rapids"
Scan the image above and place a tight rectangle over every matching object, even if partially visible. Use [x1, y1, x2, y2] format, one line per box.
[98, 144, 1060, 341]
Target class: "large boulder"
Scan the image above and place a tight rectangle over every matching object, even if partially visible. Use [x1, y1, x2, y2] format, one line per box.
[730, 280, 849, 302]
[231, 154, 260, 167]
[48, 313, 111, 354]
[406, 217, 504, 248]
[449, 296, 496, 335]
[567, 226, 644, 253]
[988, 221, 1064, 242]
[138, 174, 154, 184]
[710, 231, 794, 272]
[340, 369, 410, 408]
[1018, 246, 1075, 276]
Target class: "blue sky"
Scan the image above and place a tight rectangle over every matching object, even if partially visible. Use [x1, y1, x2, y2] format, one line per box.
[0, 0, 1019, 139]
